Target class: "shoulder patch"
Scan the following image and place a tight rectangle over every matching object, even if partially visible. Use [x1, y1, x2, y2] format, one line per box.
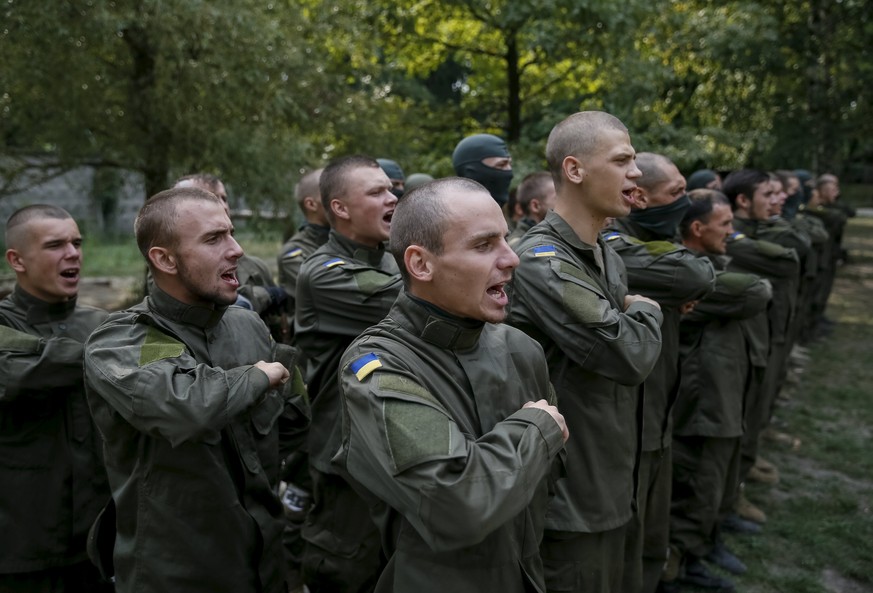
[283, 247, 304, 258]
[353, 269, 399, 295]
[603, 231, 622, 242]
[533, 244, 557, 257]
[377, 373, 439, 406]
[0, 324, 41, 353]
[323, 258, 346, 268]
[139, 325, 186, 366]
[729, 231, 746, 241]
[350, 352, 382, 381]
[644, 240, 680, 257]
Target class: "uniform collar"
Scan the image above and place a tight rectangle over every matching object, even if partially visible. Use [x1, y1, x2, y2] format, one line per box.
[11, 285, 77, 324]
[543, 210, 605, 254]
[329, 230, 388, 266]
[397, 292, 484, 351]
[147, 285, 226, 330]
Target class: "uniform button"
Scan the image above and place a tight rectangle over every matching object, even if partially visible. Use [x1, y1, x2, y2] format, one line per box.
[59, 323, 67, 330]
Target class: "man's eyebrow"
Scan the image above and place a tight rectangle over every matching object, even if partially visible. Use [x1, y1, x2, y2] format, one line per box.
[468, 230, 502, 242]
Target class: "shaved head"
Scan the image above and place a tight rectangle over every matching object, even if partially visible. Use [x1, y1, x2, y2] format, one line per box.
[134, 187, 224, 265]
[635, 153, 675, 192]
[5, 204, 72, 250]
[546, 111, 629, 187]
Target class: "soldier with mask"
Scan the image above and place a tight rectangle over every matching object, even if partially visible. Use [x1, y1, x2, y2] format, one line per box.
[665, 190, 772, 592]
[377, 158, 406, 198]
[452, 133, 514, 208]
[508, 111, 663, 593]
[1, 205, 112, 592]
[84, 187, 309, 593]
[294, 155, 403, 593]
[338, 177, 568, 592]
[507, 171, 557, 247]
[607, 153, 717, 593]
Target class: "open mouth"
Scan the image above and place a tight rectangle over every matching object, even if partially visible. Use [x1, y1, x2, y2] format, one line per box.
[60, 268, 80, 280]
[621, 186, 636, 205]
[486, 281, 509, 305]
[220, 269, 240, 288]
[383, 210, 394, 224]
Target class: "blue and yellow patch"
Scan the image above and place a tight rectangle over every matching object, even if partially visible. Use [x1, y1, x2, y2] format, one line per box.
[323, 258, 346, 268]
[729, 232, 746, 241]
[533, 244, 557, 257]
[602, 231, 622, 242]
[284, 247, 303, 258]
[350, 353, 382, 381]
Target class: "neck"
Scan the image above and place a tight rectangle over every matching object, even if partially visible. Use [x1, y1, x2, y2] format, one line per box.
[554, 200, 603, 245]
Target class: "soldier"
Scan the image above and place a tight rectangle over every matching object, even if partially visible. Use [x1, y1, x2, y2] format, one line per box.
[294, 155, 403, 592]
[666, 190, 772, 592]
[84, 187, 309, 593]
[0, 205, 112, 592]
[452, 133, 514, 207]
[377, 158, 406, 198]
[686, 169, 722, 191]
[278, 168, 330, 331]
[607, 152, 717, 593]
[506, 171, 556, 247]
[173, 174, 287, 338]
[508, 111, 663, 593]
[338, 177, 568, 591]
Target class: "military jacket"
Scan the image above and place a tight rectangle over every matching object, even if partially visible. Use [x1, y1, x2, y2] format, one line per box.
[507, 211, 663, 533]
[674, 257, 772, 437]
[277, 223, 330, 315]
[236, 254, 279, 313]
[84, 287, 308, 593]
[0, 287, 109, 573]
[602, 231, 716, 451]
[338, 292, 565, 593]
[294, 230, 402, 472]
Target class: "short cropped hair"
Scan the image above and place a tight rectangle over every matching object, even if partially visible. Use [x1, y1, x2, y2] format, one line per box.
[722, 169, 769, 210]
[635, 153, 674, 192]
[680, 189, 730, 239]
[389, 177, 487, 286]
[516, 172, 553, 216]
[134, 187, 223, 263]
[319, 155, 380, 223]
[545, 111, 628, 188]
[174, 173, 223, 195]
[5, 204, 72, 250]
[295, 168, 323, 213]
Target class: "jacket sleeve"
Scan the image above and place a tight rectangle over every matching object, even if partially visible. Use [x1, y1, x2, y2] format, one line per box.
[271, 342, 311, 461]
[84, 320, 271, 446]
[340, 360, 564, 553]
[726, 236, 800, 280]
[508, 246, 663, 386]
[611, 237, 716, 307]
[0, 324, 87, 403]
[684, 271, 772, 322]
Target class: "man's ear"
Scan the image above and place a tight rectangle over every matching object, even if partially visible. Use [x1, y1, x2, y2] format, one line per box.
[303, 196, 320, 214]
[148, 247, 178, 275]
[689, 219, 704, 239]
[330, 198, 350, 221]
[736, 193, 751, 211]
[404, 245, 433, 283]
[5, 248, 25, 273]
[562, 156, 585, 185]
[631, 187, 648, 208]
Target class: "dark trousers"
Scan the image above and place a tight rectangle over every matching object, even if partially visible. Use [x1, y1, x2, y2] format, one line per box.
[670, 435, 741, 559]
[0, 561, 114, 593]
[542, 524, 627, 593]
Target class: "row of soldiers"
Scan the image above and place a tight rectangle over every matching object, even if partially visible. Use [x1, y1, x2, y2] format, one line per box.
[0, 110, 852, 593]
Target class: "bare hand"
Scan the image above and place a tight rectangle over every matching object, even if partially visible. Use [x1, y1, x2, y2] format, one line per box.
[523, 399, 569, 443]
[254, 361, 290, 388]
[624, 294, 661, 311]
[679, 300, 699, 314]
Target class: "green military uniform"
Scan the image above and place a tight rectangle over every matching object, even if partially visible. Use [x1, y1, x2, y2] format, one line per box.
[797, 203, 847, 335]
[724, 230, 800, 480]
[791, 212, 829, 343]
[506, 217, 535, 248]
[278, 223, 331, 319]
[507, 211, 663, 593]
[84, 286, 309, 593]
[0, 287, 110, 590]
[337, 292, 565, 592]
[670, 258, 772, 564]
[236, 253, 286, 341]
[294, 230, 402, 592]
[601, 230, 716, 593]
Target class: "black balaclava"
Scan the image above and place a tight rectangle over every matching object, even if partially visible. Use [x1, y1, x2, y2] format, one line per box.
[686, 169, 719, 191]
[452, 134, 513, 206]
[628, 194, 692, 239]
[794, 169, 813, 205]
[377, 158, 405, 198]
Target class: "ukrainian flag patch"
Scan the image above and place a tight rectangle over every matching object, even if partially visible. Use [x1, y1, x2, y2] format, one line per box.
[603, 232, 621, 241]
[533, 245, 557, 257]
[285, 247, 303, 258]
[729, 232, 746, 241]
[350, 353, 382, 381]
[323, 258, 346, 268]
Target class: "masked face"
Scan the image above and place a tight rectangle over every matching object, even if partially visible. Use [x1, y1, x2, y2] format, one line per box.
[453, 134, 514, 205]
[628, 193, 692, 239]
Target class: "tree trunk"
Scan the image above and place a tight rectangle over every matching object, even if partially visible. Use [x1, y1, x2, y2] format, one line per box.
[506, 30, 521, 142]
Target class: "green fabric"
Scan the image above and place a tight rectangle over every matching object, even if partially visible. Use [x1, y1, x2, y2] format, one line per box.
[557, 261, 604, 324]
[643, 240, 680, 257]
[354, 269, 397, 295]
[378, 373, 438, 406]
[0, 324, 41, 353]
[384, 398, 451, 471]
[139, 325, 185, 366]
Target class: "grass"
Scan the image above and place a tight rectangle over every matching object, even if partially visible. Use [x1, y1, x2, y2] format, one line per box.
[725, 215, 873, 593]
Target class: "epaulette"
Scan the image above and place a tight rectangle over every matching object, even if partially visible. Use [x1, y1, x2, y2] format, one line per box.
[532, 244, 557, 257]
[322, 258, 346, 268]
[350, 352, 382, 381]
